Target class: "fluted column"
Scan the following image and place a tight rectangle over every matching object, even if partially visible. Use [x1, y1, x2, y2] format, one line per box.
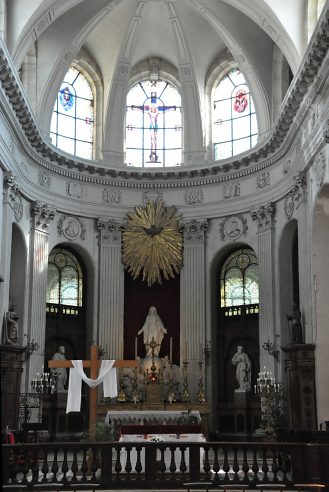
[250, 203, 276, 373]
[97, 218, 124, 358]
[29, 202, 55, 350]
[180, 219, 208, 361]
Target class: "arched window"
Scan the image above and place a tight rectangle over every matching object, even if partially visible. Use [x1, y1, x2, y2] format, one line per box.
[213, 69, 258, 160]
[50, 67, 94, 159]
[125, 79, 182, 167]
[46, 248, 83, 307]
[220, 248, 259, 309]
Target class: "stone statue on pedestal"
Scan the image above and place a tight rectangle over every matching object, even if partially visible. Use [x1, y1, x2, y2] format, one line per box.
[51, 345, 67, 392]
[3, 306, 19, 345]
[231, 346, 251, 392]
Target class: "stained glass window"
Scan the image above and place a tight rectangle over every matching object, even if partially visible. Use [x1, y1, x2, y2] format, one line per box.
[50, 67, 94, 159]
[213, 69, 258, 160]
[46, 248, 83, 306]
[220, 249, 259, 308]
[125, 80, 182, 167]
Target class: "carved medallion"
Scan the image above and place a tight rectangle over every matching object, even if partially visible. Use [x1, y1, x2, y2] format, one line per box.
[39, 171, 51, 188]
[102, 188, 121, 204]
[57, 215, 86, 241]
[256, 172, 270, 189]
[219, 215, 248, 241]
[142, 190, 163, 206]
[315, 150, 326, 187]
[184, 188, 203, 205]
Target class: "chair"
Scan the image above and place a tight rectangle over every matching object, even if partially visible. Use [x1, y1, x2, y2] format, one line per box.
[218, 483, 249, 492]
[256, 483, 287, 492]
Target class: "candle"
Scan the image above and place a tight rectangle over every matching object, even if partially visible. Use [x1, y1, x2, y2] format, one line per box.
[135, 337, 138, 359]
[170, 337, 173, 364]
[185, 340, 188, 361]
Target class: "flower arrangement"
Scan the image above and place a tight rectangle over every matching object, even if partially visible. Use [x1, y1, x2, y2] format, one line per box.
[150, 434, 164, 442]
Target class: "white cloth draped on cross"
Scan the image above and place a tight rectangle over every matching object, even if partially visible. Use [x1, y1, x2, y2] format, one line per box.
[67, 359, 117, 413]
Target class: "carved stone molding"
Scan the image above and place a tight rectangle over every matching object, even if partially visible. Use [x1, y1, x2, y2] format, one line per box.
[66, 182, 83, 199]
[142, 190, 163, 206]
[314, 150, 326, 186]
[256, 171, 270, 189]
[323, 117, 329, 143]
[284, 194, 295, 220]
[292, 172, 307, 208]
[97, 218, 123, 245]
[184, 188, 203, 205]
[57, 215, 86, 241]
[31, 202, 55, 231]
[182, 219, 208, 245]
[219, 215, 248, 241]
[3, 172, 23, 222]
[102, 188, 121, 204]
[223, 181, 240, 199]
[250, 202, 276, 232]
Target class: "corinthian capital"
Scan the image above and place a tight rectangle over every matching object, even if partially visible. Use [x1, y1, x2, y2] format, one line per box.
[31, 201, 55, 231]
[250, 202, 276, 232]
[182, 219, 208, 244]
[97, 218, 124, 245]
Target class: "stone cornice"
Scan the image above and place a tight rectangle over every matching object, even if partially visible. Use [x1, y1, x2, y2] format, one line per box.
[0, 9, 329, 187]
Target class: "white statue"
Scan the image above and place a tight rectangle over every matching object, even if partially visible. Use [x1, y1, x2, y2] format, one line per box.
[3, 306, 19, 345]
[231, 345, 251, 392]
[138, 306, 167, 357]
[51, 345, 67, 392]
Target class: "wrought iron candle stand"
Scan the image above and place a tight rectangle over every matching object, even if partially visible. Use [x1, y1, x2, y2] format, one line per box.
[197, 361, 207, 403]
[255, 367, 283, 436]
[181, 360, 190, 403]
[20, 369, 56, 426]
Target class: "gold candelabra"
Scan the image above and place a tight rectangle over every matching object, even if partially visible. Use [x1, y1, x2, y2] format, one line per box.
[181, 360, 190, 403]
[197, 361, 207, 403]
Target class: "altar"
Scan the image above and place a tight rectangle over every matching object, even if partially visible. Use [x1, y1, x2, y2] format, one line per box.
[118, 423, 206, 472]
[105, 409, 201, 426]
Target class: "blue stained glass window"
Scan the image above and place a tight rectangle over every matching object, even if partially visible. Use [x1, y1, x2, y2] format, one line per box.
[213, 69, 258, 160]
[220, 249, 259, 308]
[47, 248, 83, 307]
[50, 67, 94, 159]
[125, 80, 182, 167]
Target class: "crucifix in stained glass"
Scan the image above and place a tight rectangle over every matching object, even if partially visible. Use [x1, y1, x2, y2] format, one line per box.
[132, 92, 176, 164]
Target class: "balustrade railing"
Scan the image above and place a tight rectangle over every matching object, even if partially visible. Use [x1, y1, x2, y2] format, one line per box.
[2, 440, 329, 490]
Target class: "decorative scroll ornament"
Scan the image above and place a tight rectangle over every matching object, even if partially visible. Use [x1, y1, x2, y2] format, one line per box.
[219, 215, 248, 241]
[142, 190, 163, 207]
[284, 194, 295, 219]
[4, 172, 23, 222]
[122, 201, 183, 287]
[250, 202, 276, 232]
[292, 171, 307, 208]
[31, 202, 55, 231]
[314, 150, 326, 187]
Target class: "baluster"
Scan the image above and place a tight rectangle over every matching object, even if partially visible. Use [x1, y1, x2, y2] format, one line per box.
[281, 450, 290, 482]
[203, 445, 211, 476]
[169, 445, 177, 475]
[211, 445, 220, 484]
[31, 447, 39, 483]
[232, 448, 239, 481]
[71, 448, 78, 483]
[114, 445, 122, 474]
[179, 445, 187, 475]
[223, 447, 230, 483]
[51, 449, 59, 482]
[41, 448, 49, 482]
[158, 445, 166, 474]
[62, 448, 69, 483]
[261, 447, 269, 482]
[90, 446, 98, 480]
[135, 445, 143, 475]
[242, 448, 250, 483]
[125, 445, 132, 475]
[21, 448, 30, 484]
[252, 447, 259, 485]
[272, 448, 279, 483]
[80, 448, 88, 482]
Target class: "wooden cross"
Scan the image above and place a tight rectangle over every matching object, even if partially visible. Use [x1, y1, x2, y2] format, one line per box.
[48, 345, 139, 435]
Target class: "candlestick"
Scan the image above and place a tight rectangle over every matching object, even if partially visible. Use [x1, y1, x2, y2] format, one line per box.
[135, 337, 138, 359]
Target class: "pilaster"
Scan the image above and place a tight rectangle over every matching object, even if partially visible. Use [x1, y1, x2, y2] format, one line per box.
[250, 202, 276, 373]
[97, 218, 125, 358]
[180, 219, 208, 361]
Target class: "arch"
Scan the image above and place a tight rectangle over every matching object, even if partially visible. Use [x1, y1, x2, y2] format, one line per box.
[9, 223, 28, 344]
[311, 184, 329, 426]
[308, 0, 326, 41]
[205, 52, 270, 162]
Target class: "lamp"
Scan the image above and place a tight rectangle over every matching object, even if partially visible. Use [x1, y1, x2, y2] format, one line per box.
[23, 339, 39, 362]
[262, 339, 280, 361]
[255, 366, 281, 394]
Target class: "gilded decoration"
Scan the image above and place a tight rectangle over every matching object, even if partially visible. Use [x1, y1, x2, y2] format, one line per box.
[122, 201, 183, 287]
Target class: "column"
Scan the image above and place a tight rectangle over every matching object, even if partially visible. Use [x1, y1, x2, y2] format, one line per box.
[28, 201, 55, 375]
[180, 219, 208, 361]
[250, 202, 276, 373]
[97, 218, 124, 358]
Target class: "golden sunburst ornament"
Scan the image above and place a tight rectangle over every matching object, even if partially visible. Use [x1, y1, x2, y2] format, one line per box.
[122, 201, 183, 287]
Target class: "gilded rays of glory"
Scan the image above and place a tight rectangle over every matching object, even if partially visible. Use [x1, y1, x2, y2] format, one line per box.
[122, 201, 183, 287]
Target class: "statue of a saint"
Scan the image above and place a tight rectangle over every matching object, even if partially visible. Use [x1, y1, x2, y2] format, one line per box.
[231, 346, 251, 392]
[3, 306, 19, 345]
[51, 345, 67, 392]
[287, 303, 303, 344]
[138, 306, 167, 357]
